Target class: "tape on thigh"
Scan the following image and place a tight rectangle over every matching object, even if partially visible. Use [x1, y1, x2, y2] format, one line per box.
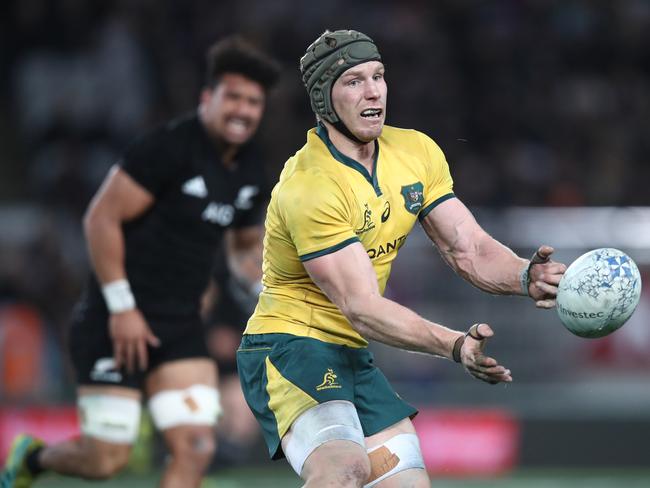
[78, 394, 141, 444]
[284, 400, 365, 476]
[364, 433, 425, 487]
[148, 384, 221, 430]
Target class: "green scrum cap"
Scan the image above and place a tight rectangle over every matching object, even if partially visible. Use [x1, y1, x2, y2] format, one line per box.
[300, 30, 382, 124]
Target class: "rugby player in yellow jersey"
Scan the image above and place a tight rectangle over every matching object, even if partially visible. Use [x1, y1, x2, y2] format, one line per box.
[238, 30, 566, 487]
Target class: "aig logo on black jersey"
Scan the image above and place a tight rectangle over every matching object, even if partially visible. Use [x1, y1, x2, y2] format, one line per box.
[202, 203, 234, 226]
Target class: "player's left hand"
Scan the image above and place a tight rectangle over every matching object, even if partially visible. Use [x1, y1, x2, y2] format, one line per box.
[460, 323, 512, 385]
[527, 245, 567, 309]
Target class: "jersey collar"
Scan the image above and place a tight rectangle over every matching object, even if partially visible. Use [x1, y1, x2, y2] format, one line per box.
[315, 123, 382, 197]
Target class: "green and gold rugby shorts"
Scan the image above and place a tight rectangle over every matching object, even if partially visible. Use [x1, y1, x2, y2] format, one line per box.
[237, 333, 417, 459]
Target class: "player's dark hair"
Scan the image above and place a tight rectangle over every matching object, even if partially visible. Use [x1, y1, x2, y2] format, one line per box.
[205, 36, 281, 90]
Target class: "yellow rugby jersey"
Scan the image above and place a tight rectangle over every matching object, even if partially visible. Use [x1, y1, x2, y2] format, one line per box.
[245, 123, 454, 347]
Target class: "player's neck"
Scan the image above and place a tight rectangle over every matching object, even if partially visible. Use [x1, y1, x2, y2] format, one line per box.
[326, 123, 376, 173]
[199, 112, 242, 170]
[220, 143, 240, 169]
[208, 133, 240, 170]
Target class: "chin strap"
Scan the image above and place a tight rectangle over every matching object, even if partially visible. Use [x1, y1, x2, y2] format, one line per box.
[332, 120, 366, 144]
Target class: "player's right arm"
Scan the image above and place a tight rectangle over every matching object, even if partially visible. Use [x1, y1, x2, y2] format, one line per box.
[84, 165, 160, 373]
[302, 243, 511, 384]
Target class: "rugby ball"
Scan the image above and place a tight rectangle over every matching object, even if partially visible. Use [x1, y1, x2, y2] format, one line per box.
[556, 248, 642, 338]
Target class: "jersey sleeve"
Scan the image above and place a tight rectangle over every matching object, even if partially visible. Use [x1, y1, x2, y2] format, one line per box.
[118, 127, 184, 196]
[278, 171, 359, 262]
[417, 132, 455, 221]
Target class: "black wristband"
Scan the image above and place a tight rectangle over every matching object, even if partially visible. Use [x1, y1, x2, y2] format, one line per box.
[452, 335, 464, 363]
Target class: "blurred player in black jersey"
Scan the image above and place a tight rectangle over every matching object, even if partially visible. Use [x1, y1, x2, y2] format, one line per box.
[1, 37, 279, 488]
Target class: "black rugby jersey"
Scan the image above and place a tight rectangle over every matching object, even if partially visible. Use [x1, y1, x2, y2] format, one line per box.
[86, 113, 268, 317]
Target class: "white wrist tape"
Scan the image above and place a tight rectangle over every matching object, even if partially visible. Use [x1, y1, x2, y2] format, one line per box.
[102, 279, 136, 313]
[519, 264, 531, 296]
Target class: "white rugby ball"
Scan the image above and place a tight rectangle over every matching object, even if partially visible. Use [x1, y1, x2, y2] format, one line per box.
[556, 248, 642, 338]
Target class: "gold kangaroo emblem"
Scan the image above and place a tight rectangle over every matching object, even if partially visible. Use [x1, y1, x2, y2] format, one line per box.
[316, 368, 342, 391]
[354, 204, 375, 235]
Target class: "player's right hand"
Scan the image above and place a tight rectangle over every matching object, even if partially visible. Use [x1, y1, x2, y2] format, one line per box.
[460, 323, 512, 385]
[527, 245, 567, 309]
[109, 309, 160, 373]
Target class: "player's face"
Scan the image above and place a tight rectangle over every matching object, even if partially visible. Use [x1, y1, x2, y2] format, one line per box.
[331, 61, 386, 142]
[200, 73, 266, 146]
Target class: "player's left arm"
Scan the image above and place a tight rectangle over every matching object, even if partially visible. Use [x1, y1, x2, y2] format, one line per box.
[420, 197, 566, 308]
[224, 225, 264, 293]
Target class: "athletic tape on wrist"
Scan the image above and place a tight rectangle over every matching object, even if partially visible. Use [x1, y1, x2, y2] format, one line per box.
[520, 250, 551, 296]
[519, 265, 531, 296]
[452, 335, 464, 363]
[102, 279, 136, 313]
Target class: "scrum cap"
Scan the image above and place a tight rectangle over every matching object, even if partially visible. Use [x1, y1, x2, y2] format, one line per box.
[300, 30, 381, 124]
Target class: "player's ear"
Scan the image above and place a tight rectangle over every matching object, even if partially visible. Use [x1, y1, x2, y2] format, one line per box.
[200, 87, 213, 106]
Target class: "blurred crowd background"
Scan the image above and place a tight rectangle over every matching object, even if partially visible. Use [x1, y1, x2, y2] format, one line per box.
[1, 0, 649, 475]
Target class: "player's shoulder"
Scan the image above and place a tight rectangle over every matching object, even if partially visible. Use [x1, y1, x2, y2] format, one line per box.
[129, 113, 198, 150]
[162, 113, 200, 143]
[277, 164, 341, 203]
[272, 165, 344, 221]
[271, 166, 348, 228]
[277, 133, 340, 188]
[381, 125, 444, 159]
[381, 125, 439, 147]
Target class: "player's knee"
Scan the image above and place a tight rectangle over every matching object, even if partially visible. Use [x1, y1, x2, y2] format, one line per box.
[190, 432, 217, 469]
[168, 431, 216, 472]
[308, 451, 370, 487]
[340, 453, 372, 487]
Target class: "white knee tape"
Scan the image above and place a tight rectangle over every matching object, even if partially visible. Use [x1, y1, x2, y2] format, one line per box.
[364, 433, 425, 487]
[284, 400, 365, 476]
[148, 385, 221, 430]
[78, 395, 141, 444]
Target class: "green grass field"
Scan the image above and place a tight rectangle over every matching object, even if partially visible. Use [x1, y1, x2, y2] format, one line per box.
[34, 467, 650, 488]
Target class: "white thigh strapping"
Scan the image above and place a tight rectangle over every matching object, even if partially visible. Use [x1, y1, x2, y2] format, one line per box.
[148, 384, 221, 430]
[364, 433, 425, 487]
[284, 400, 365, 476]
[78, 394, 141, 444]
